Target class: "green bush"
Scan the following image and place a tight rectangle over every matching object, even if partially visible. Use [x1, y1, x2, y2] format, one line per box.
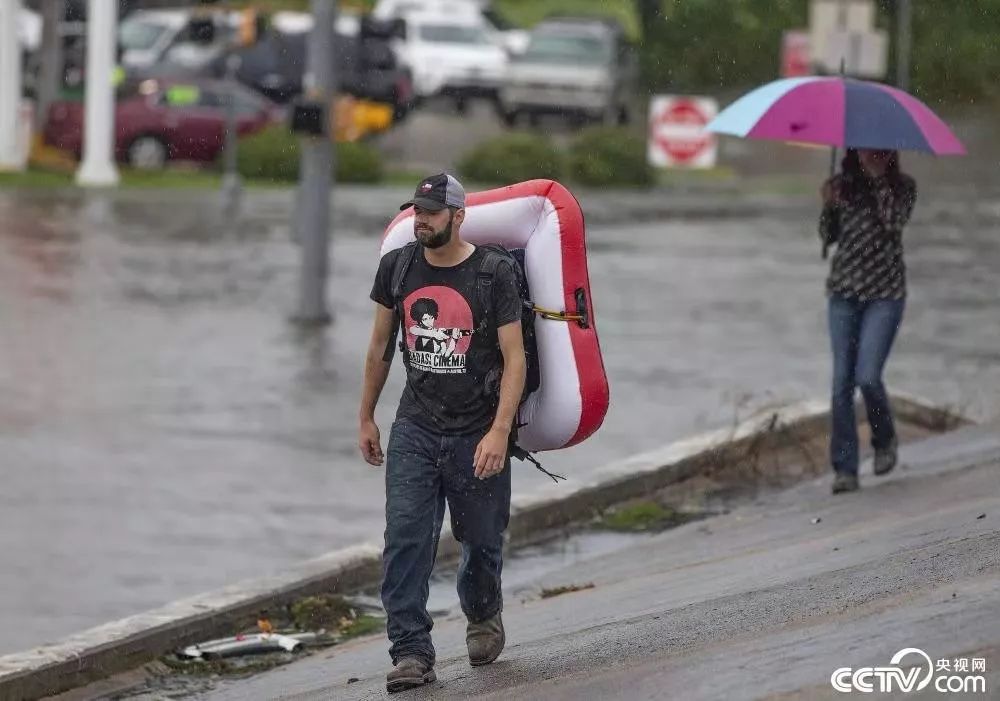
[337, 140, 383, 183]
[457, 132, 564, 185]
[237, 126, 300, 183]
[236, 127, 383, 183]
[567, 127, 653, 187]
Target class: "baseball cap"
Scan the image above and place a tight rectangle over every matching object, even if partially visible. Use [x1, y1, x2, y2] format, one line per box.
[400, 173, 466, 212]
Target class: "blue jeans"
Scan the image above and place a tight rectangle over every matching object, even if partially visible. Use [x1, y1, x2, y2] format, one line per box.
[381, 420, 510, 666]
[828, 295, 905, 475]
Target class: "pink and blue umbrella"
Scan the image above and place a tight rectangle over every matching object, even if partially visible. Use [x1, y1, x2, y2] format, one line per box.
[707, 76, 965, 155]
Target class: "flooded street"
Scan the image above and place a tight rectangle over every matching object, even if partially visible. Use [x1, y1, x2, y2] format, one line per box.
[1, 180, 998, 654]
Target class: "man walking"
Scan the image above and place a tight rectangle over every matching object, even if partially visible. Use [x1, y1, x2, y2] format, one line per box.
[359, 173, 526, 693]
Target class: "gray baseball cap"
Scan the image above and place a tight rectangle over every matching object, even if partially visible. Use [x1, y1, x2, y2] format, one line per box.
[400, 173, 466, 211]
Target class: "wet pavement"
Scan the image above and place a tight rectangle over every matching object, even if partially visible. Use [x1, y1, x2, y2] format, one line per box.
[178, 423, 1000, 700]
[1, 176, 999, 655]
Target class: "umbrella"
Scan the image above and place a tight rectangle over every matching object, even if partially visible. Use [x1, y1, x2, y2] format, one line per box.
[706, 76, 965, 155]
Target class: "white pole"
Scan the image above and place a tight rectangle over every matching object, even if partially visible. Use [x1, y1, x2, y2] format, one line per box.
[76, 0, 120, 186]
[0, 0, 24, 171]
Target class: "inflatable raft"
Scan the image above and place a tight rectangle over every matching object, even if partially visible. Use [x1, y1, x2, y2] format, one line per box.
[381, 179, 609, 453]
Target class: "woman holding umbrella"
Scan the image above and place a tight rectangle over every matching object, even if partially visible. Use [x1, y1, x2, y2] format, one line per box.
[707, 76, 964, 493]
[820, 148, 915, 493]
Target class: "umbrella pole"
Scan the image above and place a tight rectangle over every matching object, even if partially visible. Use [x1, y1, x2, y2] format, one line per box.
[822, 59, 846, 259]
[830, 57, 846, 176]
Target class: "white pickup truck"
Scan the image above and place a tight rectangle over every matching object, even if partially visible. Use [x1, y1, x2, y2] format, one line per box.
[498, 18, 637, 127]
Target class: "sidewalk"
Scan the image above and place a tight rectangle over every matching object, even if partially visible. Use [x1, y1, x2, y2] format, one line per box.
[194, 423, 1000, 700]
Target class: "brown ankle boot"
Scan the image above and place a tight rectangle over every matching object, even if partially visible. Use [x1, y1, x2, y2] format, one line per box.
[467, 612, 505, 666]
[386, 657, 436, 693]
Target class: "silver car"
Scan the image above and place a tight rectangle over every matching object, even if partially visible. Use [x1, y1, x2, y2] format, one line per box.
[498, 18, 637, 127]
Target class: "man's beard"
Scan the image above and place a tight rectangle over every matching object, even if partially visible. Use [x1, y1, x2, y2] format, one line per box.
[415, 212, 454, 249]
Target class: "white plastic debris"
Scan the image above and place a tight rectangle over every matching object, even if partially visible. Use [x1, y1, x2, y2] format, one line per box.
[179, 633, 303, 660]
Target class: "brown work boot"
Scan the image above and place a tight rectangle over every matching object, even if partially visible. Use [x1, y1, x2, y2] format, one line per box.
[873, 436, 898, 476]
[386, 657, 436, 693]
[466, 612, 505, 666]
[832, 471, 860, 494]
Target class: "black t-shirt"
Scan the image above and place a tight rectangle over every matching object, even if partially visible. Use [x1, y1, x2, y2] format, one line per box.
[370, 245, 522, 435]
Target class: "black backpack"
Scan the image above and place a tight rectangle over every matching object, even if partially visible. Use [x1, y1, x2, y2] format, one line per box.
[381, 242, 564, 481]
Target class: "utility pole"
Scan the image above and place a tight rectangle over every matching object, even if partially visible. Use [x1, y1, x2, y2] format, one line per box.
[221, 53, 243, 215]
[294, 0, 336, 325]
[76, 0, 120, 187]
[896, 0, 912, 91]
[837, 0, 861, 76]
[0, 0, 24, 171]
[36, 0, 65, 133]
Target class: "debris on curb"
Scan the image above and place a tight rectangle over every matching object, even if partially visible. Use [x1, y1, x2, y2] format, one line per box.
[540, 583, 596, 599]
[178, 633, 304, 661]
[160, 597, 382, 683]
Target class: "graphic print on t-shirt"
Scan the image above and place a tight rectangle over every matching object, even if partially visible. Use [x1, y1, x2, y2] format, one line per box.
[402, 285, 475, 374]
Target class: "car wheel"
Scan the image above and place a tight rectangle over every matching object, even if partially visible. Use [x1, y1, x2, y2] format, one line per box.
[528, 111, 542, 127]
[453, 96, 468, 115]
[127, 136, 168, 170]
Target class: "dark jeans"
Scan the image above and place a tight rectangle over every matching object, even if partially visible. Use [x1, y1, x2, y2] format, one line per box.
[381, 420, 511, 666]
[828, 295, 905, 475]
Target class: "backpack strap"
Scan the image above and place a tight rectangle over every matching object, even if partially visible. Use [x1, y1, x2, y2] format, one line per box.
[381, 242, 418, 364]
[512, 447, 566, 483]
[475, 245, 507, 336]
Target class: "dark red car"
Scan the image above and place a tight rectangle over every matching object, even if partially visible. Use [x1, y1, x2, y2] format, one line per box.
[44, 78, 282, 169]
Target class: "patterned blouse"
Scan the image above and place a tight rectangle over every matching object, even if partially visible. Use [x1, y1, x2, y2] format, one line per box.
[819, 173, 917, 300]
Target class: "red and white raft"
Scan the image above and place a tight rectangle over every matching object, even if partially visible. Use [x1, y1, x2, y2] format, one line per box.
[381, 179, 609, 452]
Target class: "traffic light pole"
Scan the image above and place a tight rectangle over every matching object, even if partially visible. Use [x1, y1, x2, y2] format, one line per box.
[294, 0, 336, 325]
[36, 0, 65, 133]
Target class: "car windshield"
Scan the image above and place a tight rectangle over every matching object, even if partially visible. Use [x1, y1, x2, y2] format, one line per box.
[418, 24, 488, 45]
[519, 33, 611, 65]
[119, 19, 168, 51]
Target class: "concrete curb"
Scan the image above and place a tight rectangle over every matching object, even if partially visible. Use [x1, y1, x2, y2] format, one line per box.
[0, 393, 970, 701]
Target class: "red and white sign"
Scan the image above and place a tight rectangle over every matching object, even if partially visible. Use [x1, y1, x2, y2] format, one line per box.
[648, 96, 718, 169]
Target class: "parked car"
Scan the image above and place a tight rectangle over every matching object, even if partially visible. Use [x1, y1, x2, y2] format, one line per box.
[336, 28, 416, 121]
[393, 12, 508, 111]
[498, 17, 637, 127]
[118, 9, 241, 72]
[234, 15, 415, 120]
[43, 78, 280, 169]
